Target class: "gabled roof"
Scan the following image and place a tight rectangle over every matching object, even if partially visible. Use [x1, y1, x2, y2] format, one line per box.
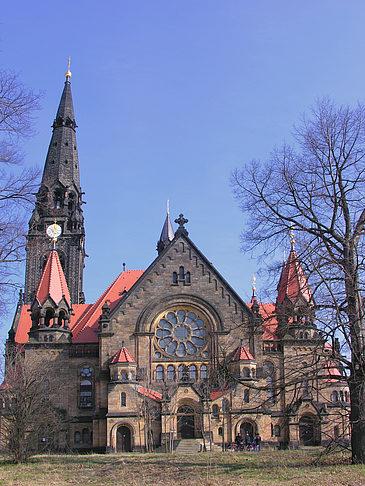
[277, 250, 312, 305]
[111, 346, 136, 364]
[13, 270, 143, 344]
[232, 345, 255, 362]
[35, 250, 71, 307]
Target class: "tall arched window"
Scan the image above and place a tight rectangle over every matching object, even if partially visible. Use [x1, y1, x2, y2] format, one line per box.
[82, 428, 90, 443]
[266, 376, 274, 402]
[222, 398, 229, 412]
[121, 392, 126, 407]
[79, 365, 93, 408]
[212, 404, 219, 417]
[244, 389, 250, 403]
[167, 365, 175, 381]
[339, 391, 344, 401]
[185, 272, 191, 284]
[200, 364, 208, 380]
[156, 365, 164, 381]
[179, 266, 184, 280]
[74, 431, 81, 444]
[242, 368, 250, 378]
[331, 391, 338, 402]
[172, 272, 178, 284]
[189, 365, 197, 381]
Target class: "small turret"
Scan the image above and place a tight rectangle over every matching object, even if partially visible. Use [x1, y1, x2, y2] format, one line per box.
[157, 202, 175, 254]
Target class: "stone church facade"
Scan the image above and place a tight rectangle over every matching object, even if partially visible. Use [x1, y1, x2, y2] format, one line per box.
[3, 72, 349, 452]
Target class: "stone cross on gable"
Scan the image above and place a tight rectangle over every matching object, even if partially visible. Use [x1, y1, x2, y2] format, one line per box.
[175, 214, 188, 229]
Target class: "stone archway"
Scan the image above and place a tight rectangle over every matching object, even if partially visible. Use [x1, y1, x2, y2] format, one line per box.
[116, 425, 132, 452]
[177, 405, 195, 439]
[239, 420, 257, 441]
[299, 415, 320, 446]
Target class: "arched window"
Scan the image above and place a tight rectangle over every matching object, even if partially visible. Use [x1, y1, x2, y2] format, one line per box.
[218, 427, 223, 436]
[345, 391, 349, 402]
[156, 365, 164, 381]
[58, 310, 67, 327]
[200, 364, 208, 380]
[79, 365, 93, 408]
[266, 376, 274, 402]
[82, 428, 90, 443]
[172, 272, 178, 284]
[331, 391, 338, 402]
[74, 431, 81, 444]
[244, 389, 250, 403]
[179, 266, 184, 280]
[334, 425, 339, 437]
[274, 425, 281, 437]
[212, 404, 219, 417]
[44, 308, 54, 327]
[167, 365, 175, 381]
[189, 365, 197, 381]
[121, 392, 126, 407]
[185, 272, 191, 284]
[222, 398, 229, 412]
[121, 371, 128, 381]
[339, 391, 344, 402]
[242, 368, 250, 378]
[178, 364, 189, 381]
[299, 332, 304, 339]
[304, 332, 309, 339]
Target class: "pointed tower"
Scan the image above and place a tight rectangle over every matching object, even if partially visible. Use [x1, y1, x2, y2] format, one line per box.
[276, 230, 315, 338]
[28, 247, 72, 343]
[24, 63, 85, 305]
[157, 204, 174, 254]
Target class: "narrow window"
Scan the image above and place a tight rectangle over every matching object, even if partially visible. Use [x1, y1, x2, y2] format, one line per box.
[334, 425, 339, 437]
[121, 371, 128, 381]
[200, 364, 208, 380]
[178, 364, 185, 380]
[79, 365, 93, 408]
[74, 431, 81, 444]
[172, 272, 178, 284]
[167, 365, 175, 381]
[185, 272, 191, 284]
[345, 391, 349, 402]
[121, 392, 126, 407]
[222, 398, 229, 412]
[242, 368, 250, 378]
[179, 266, 184, 280]
[189, 365, 197, 381]
[339, 391, 344, 401]
[218, 427, 223, 436]
[274, 425, 281, 437]
[156, 365, 164, 381]
[82, 428, 90, 443]
[244, 389, 250, 403]
[266, 376, 274, 402]
[212, 404, 219, 417]
[331, 391, 338, 402]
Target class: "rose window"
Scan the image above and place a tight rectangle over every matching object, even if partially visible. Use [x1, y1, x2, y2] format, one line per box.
[155, 309, 208, 357]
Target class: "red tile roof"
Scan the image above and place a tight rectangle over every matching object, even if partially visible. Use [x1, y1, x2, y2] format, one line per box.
[210, 387, 229, 401]
[324, 359, 345, 383]
[35, 250, 71, 307]
[277, 250, 312, 305]
[247, 302, 278, 341]
[138, 386, 162, 402]
[14, 270, 143, 344]
[111, 346, 136, 364]
[232, 345, 255, 361]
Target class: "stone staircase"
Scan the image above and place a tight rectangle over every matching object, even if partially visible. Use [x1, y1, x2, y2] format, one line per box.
[175, 439, 202, 454]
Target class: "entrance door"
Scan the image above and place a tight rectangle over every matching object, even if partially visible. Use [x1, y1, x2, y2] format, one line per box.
[240, 421, 255, 440]
[116, 425, 132, 452]
[177, 405, 195, 439]
[299, 416, 317, 446]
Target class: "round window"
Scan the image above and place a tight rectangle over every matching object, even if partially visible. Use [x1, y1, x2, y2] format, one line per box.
[155, 308, 208, 357]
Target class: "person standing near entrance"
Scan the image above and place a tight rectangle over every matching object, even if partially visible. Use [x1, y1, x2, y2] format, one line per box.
[245, 431, 251, 450]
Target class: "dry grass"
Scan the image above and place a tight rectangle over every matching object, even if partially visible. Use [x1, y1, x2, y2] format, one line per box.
[0, 449, 364, 485]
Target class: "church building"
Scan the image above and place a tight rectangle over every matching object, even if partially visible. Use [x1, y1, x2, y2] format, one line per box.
[3, 70, 349, 453]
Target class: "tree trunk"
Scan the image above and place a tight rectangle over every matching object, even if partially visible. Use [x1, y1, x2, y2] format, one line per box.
[349, 369, 365, 463]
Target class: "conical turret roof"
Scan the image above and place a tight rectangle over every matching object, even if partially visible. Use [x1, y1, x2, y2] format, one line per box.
[157, 212, 174, 254]
[277, 249, 312, 305]
[35, 250, 71, 307]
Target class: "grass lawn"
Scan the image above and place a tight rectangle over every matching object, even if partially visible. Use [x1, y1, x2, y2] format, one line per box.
[0, 449, 365, 486]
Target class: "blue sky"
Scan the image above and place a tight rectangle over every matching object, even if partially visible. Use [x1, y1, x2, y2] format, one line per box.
[1, 1, 365, 337]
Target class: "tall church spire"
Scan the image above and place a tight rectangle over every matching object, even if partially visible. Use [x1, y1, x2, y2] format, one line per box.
[24, 65, 85, 305]
[157, 203, 175, 254]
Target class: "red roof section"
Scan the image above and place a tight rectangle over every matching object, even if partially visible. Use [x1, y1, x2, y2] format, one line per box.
[138, 386, 162, 402]
[111, 346, 136, 364]
[35, 250, 71, 306]
[247, 302, 278, 341]
[232, 345, 255, 361]
[277, 250, 312, 305]
[324, 359, 345, 383]
[14, 270, 143, 344]
[210, 387, 229, 401]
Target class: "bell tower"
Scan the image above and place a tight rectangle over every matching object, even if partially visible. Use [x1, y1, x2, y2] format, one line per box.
[24, 62, 85, 305]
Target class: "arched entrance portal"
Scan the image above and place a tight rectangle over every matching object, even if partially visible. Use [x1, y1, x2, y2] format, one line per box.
[177, 405, 195, 439]
[299, 415, 320, 446]
[240, 421, 256, 440]
[116, 425, 132, 452]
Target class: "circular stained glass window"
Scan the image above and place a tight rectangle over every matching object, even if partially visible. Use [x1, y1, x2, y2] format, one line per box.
[155, 309, 208, 357]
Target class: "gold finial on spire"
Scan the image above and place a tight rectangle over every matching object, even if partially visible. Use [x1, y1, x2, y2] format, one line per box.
[252, 274, 256, 296]
[290, 224, 295, 250]
[167, 200, 170, 215]
[65, 56, 72, 80]
[283, 248, 286, 263]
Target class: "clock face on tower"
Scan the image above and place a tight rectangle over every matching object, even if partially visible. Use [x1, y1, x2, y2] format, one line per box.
[46, 223, 62, 240]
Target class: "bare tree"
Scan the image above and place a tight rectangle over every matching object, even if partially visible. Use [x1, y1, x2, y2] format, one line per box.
[0, 69, 41, 314]
[232, 98, 365, 463]
[0, 346, 65, 462]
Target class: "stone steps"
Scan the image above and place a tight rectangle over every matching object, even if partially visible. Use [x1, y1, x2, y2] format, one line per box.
[175, 439, 202, 454]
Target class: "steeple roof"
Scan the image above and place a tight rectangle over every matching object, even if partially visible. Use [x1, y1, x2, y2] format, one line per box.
[111, 346, 136, 364]
[35, 250, 71, 307]
[232, 344, 255, 362]
[157, 212, 174, 254]
[277, 249, 312, 305]
[41, 74, 81, 191]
